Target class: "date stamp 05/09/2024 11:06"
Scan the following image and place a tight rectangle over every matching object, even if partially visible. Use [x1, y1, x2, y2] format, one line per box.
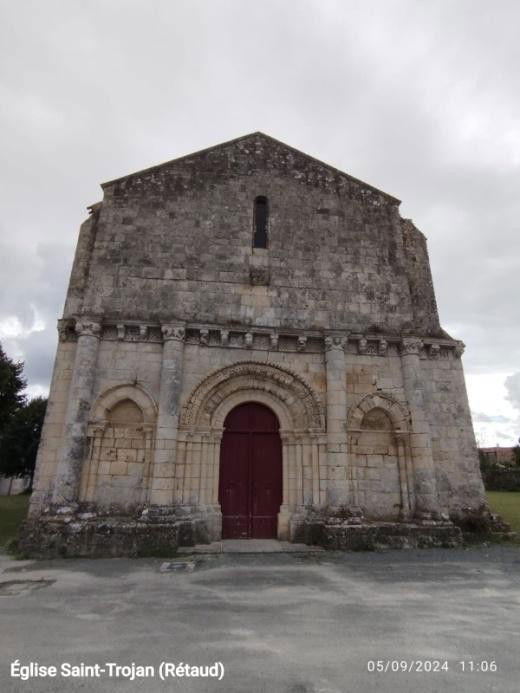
[366, 660, 498, 674]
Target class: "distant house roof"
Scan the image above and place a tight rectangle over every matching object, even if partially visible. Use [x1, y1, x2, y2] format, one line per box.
[480, 446, 515, 462]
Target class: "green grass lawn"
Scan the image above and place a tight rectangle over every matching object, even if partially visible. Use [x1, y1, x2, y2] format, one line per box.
[487, 491, 520, 533]
[0, 494, 30, 548]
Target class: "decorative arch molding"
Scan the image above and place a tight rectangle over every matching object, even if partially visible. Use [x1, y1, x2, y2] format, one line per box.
[213, 389, 293, 431]
[90, 384, 158, 424]
[180, 361, 325, 431]
[347, 392, 410, 432]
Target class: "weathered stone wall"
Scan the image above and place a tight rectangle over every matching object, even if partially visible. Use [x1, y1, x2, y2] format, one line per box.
[400, 219, 443, 337]
[351, 409, 402, 519]
[79, 418, 151, 510]
[25, 132, 488, 555]
[32, 328, 485, 517]
[66, 133, 441, 336]
[93, 338, 163, 406]
[419, 347, 486, 512]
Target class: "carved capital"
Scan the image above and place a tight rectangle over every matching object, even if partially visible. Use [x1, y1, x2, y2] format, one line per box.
[117, 324, 126, 340]
[324, 335, 347, 352]
[280, 432, 296, 445]
[139, 325, 148, 339]
[400, 337, 422, 356]
[378, 339, 388, 357]
[358, 337, 368, 355]
[220, 330, 229, 346]
[57, 322, 67, 341]
[199, 329, 209, 346]
[57, 319, 76, 342]
[429, 343, 440, 360]
[270, 333, 279, 350]
[161, 324, 186, 342]
[245, 332, 253, 349]
[87, 423, 106, 438]
[297, 336, 307, 352]
[454, 341, 465, 358]
[75, 320, 101, 339]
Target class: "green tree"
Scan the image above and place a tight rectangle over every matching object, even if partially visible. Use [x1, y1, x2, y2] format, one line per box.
[0, 397, 47, 486]
[513, 444, 520, 468]
[0, 343, 26, 432]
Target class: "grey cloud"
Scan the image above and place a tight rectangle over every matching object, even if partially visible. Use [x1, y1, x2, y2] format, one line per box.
[505, 373, 520, 412]
[2, 329, 57, 393]
[1, 0, 519, 394]
[19, 329, 58, 390]
[472, 412, 514, 424]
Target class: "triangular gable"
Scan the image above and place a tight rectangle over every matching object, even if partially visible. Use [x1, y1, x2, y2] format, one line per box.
[101, 131, 400, 204]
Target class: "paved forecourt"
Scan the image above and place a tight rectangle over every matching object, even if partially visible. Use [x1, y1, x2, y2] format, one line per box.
[1, 546, 518, 693]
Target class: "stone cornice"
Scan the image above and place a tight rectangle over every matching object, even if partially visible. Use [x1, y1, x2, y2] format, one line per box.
[56, 318, 466, 358]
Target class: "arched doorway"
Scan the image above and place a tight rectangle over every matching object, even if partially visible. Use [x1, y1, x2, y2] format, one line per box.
[219, 402, 282, 539]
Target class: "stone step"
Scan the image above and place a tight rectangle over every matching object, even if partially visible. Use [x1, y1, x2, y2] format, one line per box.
[178, 539, 325, 554]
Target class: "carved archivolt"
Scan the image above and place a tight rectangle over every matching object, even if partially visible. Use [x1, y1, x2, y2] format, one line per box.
[90, 384, 158, 424]
[181, 361, 324, 431]
[347, 392, 410, 432]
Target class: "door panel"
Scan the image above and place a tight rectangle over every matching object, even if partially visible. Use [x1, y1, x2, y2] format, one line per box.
[219, 403, 282, 539]
[251, 432, 282, 538]
[219, 432, 249, 539]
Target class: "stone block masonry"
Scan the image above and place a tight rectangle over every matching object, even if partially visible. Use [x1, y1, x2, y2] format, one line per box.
[22, 132, 494, 557]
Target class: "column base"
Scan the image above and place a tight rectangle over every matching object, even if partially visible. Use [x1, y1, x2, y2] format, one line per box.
[294, 505, 463, 550]
[18, 503, 212, 558]
[304, 520, 462, 550]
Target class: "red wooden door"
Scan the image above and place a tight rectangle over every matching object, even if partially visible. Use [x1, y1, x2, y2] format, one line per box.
[219, 403, 282, 539]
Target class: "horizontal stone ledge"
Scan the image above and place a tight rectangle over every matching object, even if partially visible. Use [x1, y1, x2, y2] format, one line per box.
[57, 318, 464, 357]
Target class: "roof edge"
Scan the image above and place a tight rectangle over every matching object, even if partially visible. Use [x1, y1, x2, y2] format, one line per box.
[100, 131, 401, 204]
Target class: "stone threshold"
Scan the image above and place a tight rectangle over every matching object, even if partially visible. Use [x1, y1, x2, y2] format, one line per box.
[178, 540, 325, 554]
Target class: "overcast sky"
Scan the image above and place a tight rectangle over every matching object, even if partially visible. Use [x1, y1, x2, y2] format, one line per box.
[1, 0, 519, 446]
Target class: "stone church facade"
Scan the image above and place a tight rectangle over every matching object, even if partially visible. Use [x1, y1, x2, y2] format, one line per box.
[22, 132, 490, 556]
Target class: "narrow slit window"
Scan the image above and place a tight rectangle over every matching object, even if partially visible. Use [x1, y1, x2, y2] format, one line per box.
[253, 196, 268, 248]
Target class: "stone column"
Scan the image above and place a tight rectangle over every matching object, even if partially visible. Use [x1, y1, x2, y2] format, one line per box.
[52, 319, 101, 506]
[149, 323, 185, 506]
[395, 432, 412, 519]
[79, 423, 105, 502]
[324, 335, 349, 507]
[278, 432, 292, 540]
[400, 337, 439, 517]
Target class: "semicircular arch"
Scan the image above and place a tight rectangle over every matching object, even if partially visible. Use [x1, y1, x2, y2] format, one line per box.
[347, 392, 410, 432]
[181, 361, 324, 431]
[90, 384, 158, 424]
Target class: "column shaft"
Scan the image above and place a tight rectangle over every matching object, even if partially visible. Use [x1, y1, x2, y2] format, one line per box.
[324, 335, 349, 507]
[149, 323, 185, 506]
[401, 337, 439, 516]
[52, 319, 101, 505]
